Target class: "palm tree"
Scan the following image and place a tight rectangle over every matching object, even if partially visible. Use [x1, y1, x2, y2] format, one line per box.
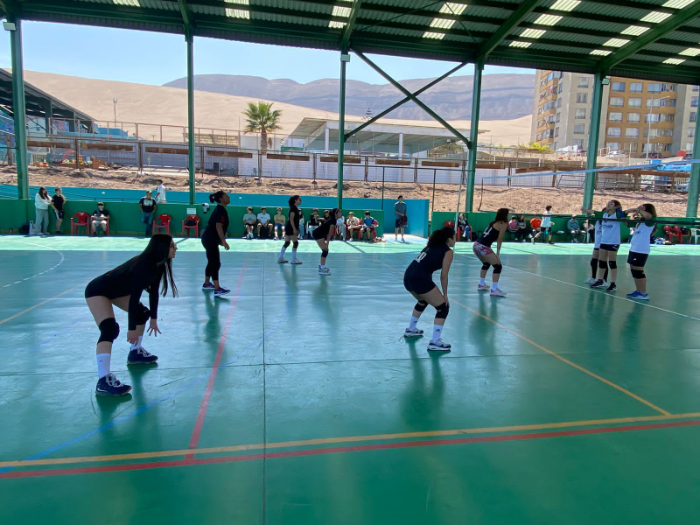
[243, 101, 282, 154]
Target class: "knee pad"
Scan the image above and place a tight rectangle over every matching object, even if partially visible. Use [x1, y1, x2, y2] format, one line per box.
[293, 241, 299, 249]
[321, 249, 329, 258]
[135, 303, 150, 325]
[283, 241, 291, 248]
[608, 261, 617, 270]
[97, 318, 120, 344]
[493, 264, 503, 275]
[631, 269, 645, 279]
[435, 302, 450, 319]
[414, 300, 428, 313]
[481, 263, 491, 271]
[598, 260, 608, 270]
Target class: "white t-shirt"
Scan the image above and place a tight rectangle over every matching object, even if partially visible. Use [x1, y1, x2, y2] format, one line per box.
[257, 213, 271, 225]
[155, 184, 166, 203]
[336, 218, 345, 227]
[630, 221, 655, 255]
[35, 194, 50, 210]
[600, 210, 625, 245]
[541, 210, 552, 228]
[594, 220, 603, 249]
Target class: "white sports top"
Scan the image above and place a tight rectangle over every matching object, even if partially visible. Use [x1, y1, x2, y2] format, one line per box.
[630, 222, 655, 255]
[594, 220, 603, 248]
[600, 210, 625, 245]
[541, 211, 552, 228]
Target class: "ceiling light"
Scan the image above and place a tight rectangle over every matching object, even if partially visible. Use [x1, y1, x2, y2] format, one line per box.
[603, 38, 630, 47]
[680, 47, 700, 56]
[590, 49, 612, 56]
[663, 0, 694, 8]
[423, 31, 445, 40]
[332, 5, 351, 17]
[641, 11, 672, 23]
[521, 28, 546, 38]
[113, 0, 140, 5]
[430, 18, 456, 29]
[329, 21, 346, 28]
[533, 14, 563, 26]
[225, 8, 249, 18]
[509, 41, 531, 48]
[549, 0, 580, 12]
[439, 2, 467, 16]
[663, 58, 686, 64]
[621, 25, 650, 36]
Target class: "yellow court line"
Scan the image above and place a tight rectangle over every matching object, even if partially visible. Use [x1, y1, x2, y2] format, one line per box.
[0, 283, 83, 325]
[451, 298, 672, 416]
[3, 411, 699, 469]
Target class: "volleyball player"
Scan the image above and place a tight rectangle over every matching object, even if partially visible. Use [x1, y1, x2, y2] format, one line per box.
[312, 208, 342, 275]
[587, 200, 627, 292]
[626, 203, 657, 300]
[473, 207, 509, 297]
[403, 226, 456, 351]
[583, 207, 609, 286]
[201, 191, 231, 297]
[85, 234, 178, 396]
[279, 195, 303, 264]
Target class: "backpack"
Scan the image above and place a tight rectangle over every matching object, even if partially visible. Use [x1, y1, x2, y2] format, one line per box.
[19, 223, 29, 235]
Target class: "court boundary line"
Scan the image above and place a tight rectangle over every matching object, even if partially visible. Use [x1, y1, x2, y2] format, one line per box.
[0, 240, 66, 288]
[0, 283, 83, 325]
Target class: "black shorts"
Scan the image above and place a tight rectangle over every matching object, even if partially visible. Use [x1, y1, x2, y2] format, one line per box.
[55, 210, 65, 219]
[395, 216, 407, 228]
[284, 223, 298, 237]
[599, 243, 620, 252]
[403, 268, 436, 295]
[85, 275, 122, 299]
[627, 251, 649, 267]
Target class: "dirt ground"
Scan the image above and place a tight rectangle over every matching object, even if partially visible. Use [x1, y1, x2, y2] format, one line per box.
[5, 165, 695, 217]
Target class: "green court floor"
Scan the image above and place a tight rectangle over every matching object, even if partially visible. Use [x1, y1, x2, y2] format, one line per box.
[1, 235, 699, 524]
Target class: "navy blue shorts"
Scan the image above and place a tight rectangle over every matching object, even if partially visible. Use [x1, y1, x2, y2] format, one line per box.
[403, 268, 436, 295]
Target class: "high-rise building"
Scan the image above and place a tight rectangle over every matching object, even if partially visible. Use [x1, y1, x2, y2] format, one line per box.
[531, 70, 697, 158]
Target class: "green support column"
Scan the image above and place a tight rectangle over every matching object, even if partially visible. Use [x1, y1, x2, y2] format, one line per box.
[465, 58, 484, 213]
[186, 31, 196, 205]
[686, 109, 700, 217]
[584, 71, 606, 210]
[337, 53, 349, 209]
[9, 18, 29, 200]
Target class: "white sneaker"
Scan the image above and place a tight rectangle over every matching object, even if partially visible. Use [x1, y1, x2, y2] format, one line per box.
[278, 258, 288, 264]
[319, 267, 331, 275]
[427, 339, 451, 351]
[404, 327, 424, 338]
[490, 288, 507, 297]
[477, 284, 489, 292]
[584, 277, 596, 284]
[290, 259, 302, 265]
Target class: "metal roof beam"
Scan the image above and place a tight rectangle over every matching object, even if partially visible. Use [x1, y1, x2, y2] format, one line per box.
[176, 0, 194, 29]
[478, 0, 539, 58]
[596, 1, 700, 72]
[339, 0, 362, 52]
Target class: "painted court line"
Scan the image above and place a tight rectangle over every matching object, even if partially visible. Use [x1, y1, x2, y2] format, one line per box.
[0, 283, 83, 325]
[3, 418, 700, 479]
[4, 411, 700, 470]
[451, 298, 671, 416]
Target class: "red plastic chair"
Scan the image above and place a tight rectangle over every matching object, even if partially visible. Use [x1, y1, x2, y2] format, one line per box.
[70, 212, 91, 235]
[443, 220, 464, 241]
[182, 215, 200, 237]
[677, 226, 689, 244]
[153, 214, 172, 235]
[361, 220, 379, 241]
[664, 225, 680, 243]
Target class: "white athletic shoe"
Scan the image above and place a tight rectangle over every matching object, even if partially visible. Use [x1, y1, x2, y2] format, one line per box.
[584, 277, 596, 284]
[277, 258, 288, 264]
[290, 259, 302, 265]
[490, 288, 507, 297]
[427, 339, 451, 351]
[477, 284, 489, 292]
[404, 327, 424, 338]
[319, 267, 331, 275]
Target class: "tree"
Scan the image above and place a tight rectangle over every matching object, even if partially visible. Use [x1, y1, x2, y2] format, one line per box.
[243, 101, 282, 154]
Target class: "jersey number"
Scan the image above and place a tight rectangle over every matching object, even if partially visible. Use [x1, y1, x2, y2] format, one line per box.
[415, 252, 427, 263]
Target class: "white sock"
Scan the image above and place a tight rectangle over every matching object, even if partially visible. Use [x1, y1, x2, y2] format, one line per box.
[130, 335, 143, 351]
[97, 353, 111, 379]
[279, 246, 287, 258]
[491, 282, 499, 292]
[409, 316, 419, 330]
[292, 250, 298, 261]
[479, 277, 485, 286]
[431, 324, 443, 342]
[320, 264, 325, 270]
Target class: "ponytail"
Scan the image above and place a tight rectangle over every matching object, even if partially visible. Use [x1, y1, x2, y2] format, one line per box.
[209, 191, 225, 204]
[428, 226, 455, 247]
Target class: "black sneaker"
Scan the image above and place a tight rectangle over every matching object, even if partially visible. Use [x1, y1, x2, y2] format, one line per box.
[214, 287, 231, 298]
[590, 279, 605, 289]
[95, 373, 132, 396]
[606, 283, 617, 292]
[127, 347, 158, 365]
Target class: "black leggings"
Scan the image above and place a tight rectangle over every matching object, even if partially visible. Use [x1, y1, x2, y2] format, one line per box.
[202, 239, 221, 281]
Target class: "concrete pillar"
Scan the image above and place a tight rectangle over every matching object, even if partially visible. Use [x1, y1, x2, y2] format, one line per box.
[324, 127, 330, 153]
[398, 133, 404, 157]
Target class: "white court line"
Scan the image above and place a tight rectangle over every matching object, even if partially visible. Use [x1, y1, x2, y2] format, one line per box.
[460, 253, 700, 322]
[0, 239, 66, 289]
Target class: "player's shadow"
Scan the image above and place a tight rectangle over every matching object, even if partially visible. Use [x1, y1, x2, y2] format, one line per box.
[203, 291, 223, 347]
[399, 338, 446, 430]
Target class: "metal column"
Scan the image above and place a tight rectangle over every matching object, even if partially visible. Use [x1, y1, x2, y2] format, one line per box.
[9, 19, 28, 200]
[686, 110, 700, 217]
[465, 58, 484, 213]
[337, 53, 349, 209]
[583, 71, 606, 210]
[186, 31, 196, 205]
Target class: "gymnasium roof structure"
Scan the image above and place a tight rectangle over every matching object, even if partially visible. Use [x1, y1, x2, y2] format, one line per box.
[2, 0, 700, 85]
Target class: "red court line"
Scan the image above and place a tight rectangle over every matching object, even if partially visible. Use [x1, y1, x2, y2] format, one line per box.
[186, 264, 247, 459]
[3, 418, 699, 480]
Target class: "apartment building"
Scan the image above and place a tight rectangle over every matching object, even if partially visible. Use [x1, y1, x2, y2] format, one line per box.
[531, 70, 699, 158]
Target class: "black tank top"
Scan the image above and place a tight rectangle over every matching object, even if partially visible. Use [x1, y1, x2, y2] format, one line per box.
[409, 244, 450, 276]
[476, 223, 500, 247]
[287, 205, 300, 228]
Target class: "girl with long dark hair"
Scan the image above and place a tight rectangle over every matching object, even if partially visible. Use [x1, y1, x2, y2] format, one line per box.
[626, 203, 657, 300]
[403, 226, 456, 351]
[201, 191, 231, 297]
[34, 186, 51, 235]
[473, 207, 509, 297]
[313, 208, 342, 275]
[85, 234, 178, 396]
[586, 199, 627, 292]
[583, 207, 609, 287]
[279, 195, 302, 264]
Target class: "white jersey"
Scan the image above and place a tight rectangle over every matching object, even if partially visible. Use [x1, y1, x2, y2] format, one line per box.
[600, 210, 624, 245]
[541, 211, 552, 228]
[630, 221, 655, 255]
[155, 184, 167, 203]
[594, 220, 603, 249]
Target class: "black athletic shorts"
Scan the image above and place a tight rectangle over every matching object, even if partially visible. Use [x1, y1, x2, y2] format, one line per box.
[55, 210, 65, 219]
[403, 267, 436, 295]
[627, 251, 649, 267]
[395, 216, 407, 228]
[599, 243, 620, 252]
[284, 223, 298, 237]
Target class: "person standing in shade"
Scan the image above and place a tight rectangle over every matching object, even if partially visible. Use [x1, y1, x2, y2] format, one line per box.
[201, 191, 231, 297]
[394, 195, 407, 242]
[155, 179, 167, 204]
[51, 187, 66, 234]
[139, 190, 157, 237]
[34, 187, 51, 235]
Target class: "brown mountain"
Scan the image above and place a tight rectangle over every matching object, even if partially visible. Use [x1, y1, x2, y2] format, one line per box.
[163, 73, 534, 121]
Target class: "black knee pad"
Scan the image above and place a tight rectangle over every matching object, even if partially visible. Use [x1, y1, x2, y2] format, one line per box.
[608, 261, 617, 270]
[414, 300, 428, 313]
[435, 302, 450, 319]
[97, 318, 120, 344]
[134, 303, 150, 325]
[293, 241, 299, 249]
[283, 241, 291, 248]
[321, 249, 329, 258]
[493, 264, 503, 275]
[631, 269, 645, 279]
[599, 260, 608, 270]
[481, 263, 491, 271]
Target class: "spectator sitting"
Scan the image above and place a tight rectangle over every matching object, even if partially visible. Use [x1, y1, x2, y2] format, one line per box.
[361, 211, 377, 241]
[51, 187, 66, 235]
[243, 206, 257, 240]
[298, 209, 306, 239]
[273, 207, 286, 240]
[514, 214, 528, 242]
[567, 215, 582, 243]
[91, 202, 110, 236]
[336, 213, 347, 241]
[346, 212, 362, 240]
[139, 190, 157, 237]
[307, 208, 320, 238]
[257, 206, 273, 239]
[458, 213, 470, 241]
[508, 216, 519, 238]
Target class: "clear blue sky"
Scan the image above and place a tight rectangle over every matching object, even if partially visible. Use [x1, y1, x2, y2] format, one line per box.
[0, 21, 534, 85]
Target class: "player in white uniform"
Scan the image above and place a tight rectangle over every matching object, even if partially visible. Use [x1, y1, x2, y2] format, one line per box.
[626, 204, 657, 301]
[583, 207, 608, 286]
[585, 200, 630, 292]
